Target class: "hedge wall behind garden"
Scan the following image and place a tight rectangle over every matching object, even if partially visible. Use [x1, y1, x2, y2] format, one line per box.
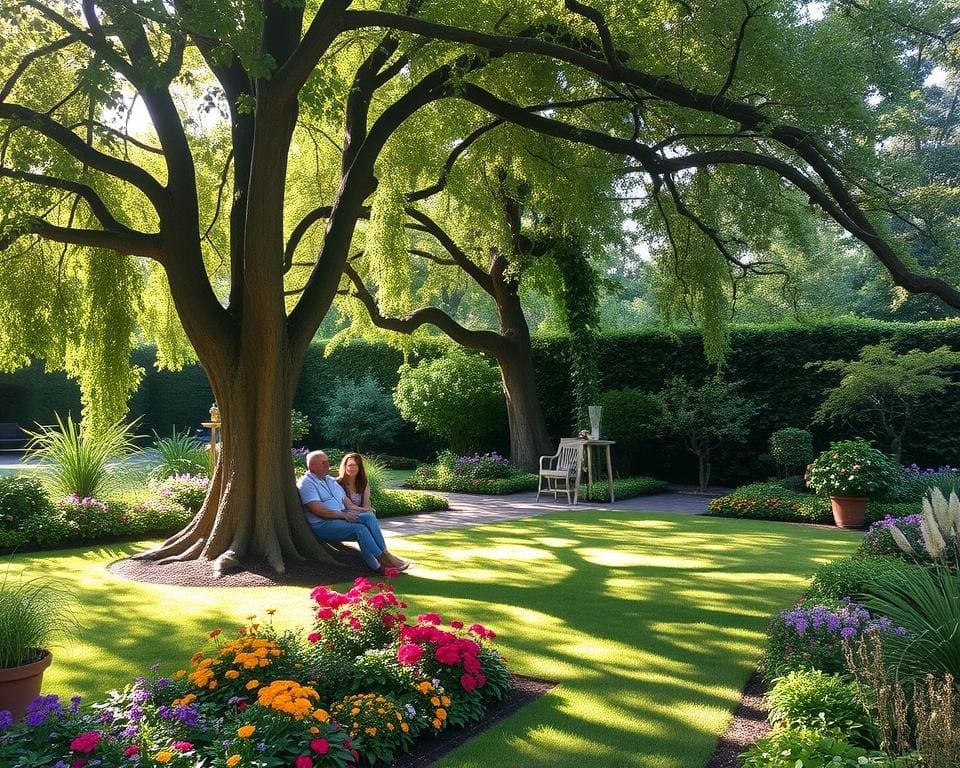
[3, 319, 960, 482]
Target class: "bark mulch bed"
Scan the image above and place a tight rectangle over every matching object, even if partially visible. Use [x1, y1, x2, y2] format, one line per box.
[107, 553, 371, 587]
[704, 671, 771, 768]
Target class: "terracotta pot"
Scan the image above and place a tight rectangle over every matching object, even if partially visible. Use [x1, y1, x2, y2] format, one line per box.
[0, 650, 52, 720]
[830, 496, 868, 529]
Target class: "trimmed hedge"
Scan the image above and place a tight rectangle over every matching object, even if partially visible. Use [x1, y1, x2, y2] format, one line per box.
[7, 319, 960, 480]
[373, 488, 449, 517]
[404, 473, 540, 495]
[581, 476, 669, 501]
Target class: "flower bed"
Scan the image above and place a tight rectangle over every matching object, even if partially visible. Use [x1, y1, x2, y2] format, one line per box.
[0, 576, 511, 767]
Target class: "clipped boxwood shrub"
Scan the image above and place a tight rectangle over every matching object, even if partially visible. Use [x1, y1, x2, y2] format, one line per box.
[707, 483, 832, 523]
[405, 472, 540, 495]
[0, 475, 53, 532]
[581, 476, 668, 502]
[806, 556, 915, 602]
[766, 670, 879, 747]
[372, 488, 449, 517]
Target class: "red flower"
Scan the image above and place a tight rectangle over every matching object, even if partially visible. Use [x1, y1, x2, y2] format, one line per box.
[450, 620, 464, 629]
[123, 745, 140, 758]
[397, 643, 423, 666]
[69, 732, 101, 754]
[460, 673, 478, 692]
[295, 756, 313, 768]
[463, 654, 482, 674]
[310, 738, 330, 754]
[71, 760, 86, 768]
[435, 645, 461, 665]
[308, 632, 321, 644]
[418, 613, 443, 625]
[316, 608, 334, 621]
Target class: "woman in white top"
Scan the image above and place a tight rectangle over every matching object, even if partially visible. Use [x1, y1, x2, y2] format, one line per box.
[337, 452, 410, 571]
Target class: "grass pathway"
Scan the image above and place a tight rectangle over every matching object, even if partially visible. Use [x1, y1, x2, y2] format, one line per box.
[8, 511, 859, 768]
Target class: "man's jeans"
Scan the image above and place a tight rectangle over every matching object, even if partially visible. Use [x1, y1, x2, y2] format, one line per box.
[306, 512, 386, 570]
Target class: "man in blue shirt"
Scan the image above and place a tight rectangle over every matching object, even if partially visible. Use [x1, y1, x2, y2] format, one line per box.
[298, 450, 408, 571]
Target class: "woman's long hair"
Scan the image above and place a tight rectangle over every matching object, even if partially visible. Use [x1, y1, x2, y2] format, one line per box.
[337, 452, 368, 495]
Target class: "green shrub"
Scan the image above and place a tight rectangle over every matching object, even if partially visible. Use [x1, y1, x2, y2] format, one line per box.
[581, 476, 668, 501]
[150, 427, 210, 479]
[289, 408, 312, 443]
[886, 465, 960, 503]
[766, 670, 879, 747]
[0, 476, 53, 531]
[740, 727, 919, 768]
[707, 483, 832, 523]
[770, 427, 815, 477]
[858, 514, 927, 560]
[394, 351, 506, 454]
[371, 488, 449, 517]
[596, 388, 658, 472]
[865, 500, 921, 524]
[806, 556, 914, 602]
[326, 375, 403, 452]
[54, 495, 128, 540]
[773, 475, 809, 493]
[155, 474, 210, 514]
[122, 497, 193, 535]
[405, 471, 539, 495]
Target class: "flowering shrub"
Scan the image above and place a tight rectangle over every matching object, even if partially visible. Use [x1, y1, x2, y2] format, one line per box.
[707, 483, 832, 523]
[806, 441, 898, 498]
[891, 464, 960, 503]
[156, 474, 210, 514]
[764, 598, 907, 680]
[859, 515, 927, 560]
[330, 693, 413, 763]
[453, 452, 517, 480]
[0, 579, 511, 767]
[55, 494, 128, 539]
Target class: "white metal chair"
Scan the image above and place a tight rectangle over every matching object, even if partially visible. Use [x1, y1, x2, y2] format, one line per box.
[537, 439, 584, 505]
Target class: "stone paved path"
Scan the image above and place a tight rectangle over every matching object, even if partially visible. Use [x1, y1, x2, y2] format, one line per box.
[380, 490, 715, 539]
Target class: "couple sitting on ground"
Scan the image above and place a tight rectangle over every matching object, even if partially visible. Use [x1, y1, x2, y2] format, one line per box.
[297, 450, 410, 572]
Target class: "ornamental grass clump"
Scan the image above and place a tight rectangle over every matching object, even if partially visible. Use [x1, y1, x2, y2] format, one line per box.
[764, 598, 907, 681]
[151, 428, 211, 480]
[0, 570, 77, 669]
[882, 488, 960, 569]
[806, 440, 898, 499]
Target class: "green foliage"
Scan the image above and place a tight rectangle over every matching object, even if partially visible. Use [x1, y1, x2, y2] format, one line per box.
[0, 476, 53, 531]
[811, 341, 960, 461]
[580, 477, 669, 502]
[369, 488, 449, 517]
[326, 375, 403, 452]
[707, 483, 832, 523]
[24, 413, 141, 499]
[766, 670, 879, 747]
[740, 727, 917, 768]
[151, 427, 210, 480]
[596, 388, 659, 473]
[770, 428, 815, 477]
[394, 351, 505, 454]
[806, 557, 914, 602]
[806, 440, 899, 499]
[860, 565, 960, 680]
[405, 469, 539, 495]
[657, 375, 756, 491]
[155, 475, 210, 515]
[0, 570, 77, 668]
[289, 409, 312, 443]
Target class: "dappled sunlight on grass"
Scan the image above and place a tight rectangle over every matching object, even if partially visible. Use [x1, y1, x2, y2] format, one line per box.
[8, 510, 859, 768]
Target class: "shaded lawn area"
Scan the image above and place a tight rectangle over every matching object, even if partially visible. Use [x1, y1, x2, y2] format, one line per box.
[8, 511, 860, 768]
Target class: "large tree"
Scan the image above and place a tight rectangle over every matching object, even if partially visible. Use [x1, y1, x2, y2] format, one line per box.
[3, 0, 960, 572]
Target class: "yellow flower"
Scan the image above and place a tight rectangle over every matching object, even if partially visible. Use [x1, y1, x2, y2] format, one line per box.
[310, 726, 320, 735]
[246, 680, 259, 690]
[400, 722, 409, 733]
[432, 718, 442, 729]
[225, 670, 240, 680]
[430, 696, 440, 707]
[155, 751, 174, 763]
[436, 708, 447, 720]
[172, 669, 186, 680]
[226, 756, 242, 767]
[313, 709, 329, 722]
[441, 695, 451, 706]
[417, 681, 432, 693]
[365, 726, 377, 736]
[237, 724, 256, 739]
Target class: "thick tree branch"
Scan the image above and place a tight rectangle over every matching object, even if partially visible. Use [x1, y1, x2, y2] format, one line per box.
[407, 120, 504, 201]
[343, 261, 504, 354]
[404, 208, 495, 295]
[274, 0, 351, 102]
[4, 219, 163, 260]
[0, 34, 78, 102]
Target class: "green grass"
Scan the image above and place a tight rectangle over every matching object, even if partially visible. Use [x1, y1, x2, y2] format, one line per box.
[379, 468, 415, 487]
[4, 512, 860, 768]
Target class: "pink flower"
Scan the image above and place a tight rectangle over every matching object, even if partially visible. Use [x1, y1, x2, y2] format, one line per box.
[308, 632, 321, 644]
[383, 567, 400, 579]
[418, 613, 443, 625]
[316, 608, 334, 621]
[397, 643, 423, 666]
[311, 738, 330, 754]
[435, 645, 461, 665]
[460, 673, 478, 692]
[70, 732, 101, 754]
[123, 745, 140, 758]
[295, 756, 313, 768]
[72, 760, 86, 768]
[450, 620, 464, 629]
[463, 654, 482, 674]
[172, 741, 193, 751]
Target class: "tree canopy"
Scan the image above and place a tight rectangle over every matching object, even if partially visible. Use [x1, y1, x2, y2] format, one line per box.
[2, 0, 960, 570]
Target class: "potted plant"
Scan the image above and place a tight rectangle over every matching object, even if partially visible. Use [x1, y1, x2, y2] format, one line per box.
[0, 571, 76, 719]
[805, 439, 898, 528]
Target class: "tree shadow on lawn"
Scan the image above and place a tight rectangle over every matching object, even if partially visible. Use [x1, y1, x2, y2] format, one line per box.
[16, 513, 859, 768]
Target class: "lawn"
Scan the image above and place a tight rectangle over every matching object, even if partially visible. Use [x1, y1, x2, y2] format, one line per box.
[7, 511, 860, 768]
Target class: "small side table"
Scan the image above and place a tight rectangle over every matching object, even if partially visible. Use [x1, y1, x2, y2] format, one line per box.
[582, 439, 616, 503]
[201, 421, 221, 459]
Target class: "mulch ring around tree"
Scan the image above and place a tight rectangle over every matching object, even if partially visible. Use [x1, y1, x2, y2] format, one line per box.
[107, 553, 373, 587]
[704, 671, 771, 768]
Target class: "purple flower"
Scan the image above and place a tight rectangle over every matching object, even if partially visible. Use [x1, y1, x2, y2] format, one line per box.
[25, 695, 64, 726]
[0, 710, 14, 729]
[131, 688, 151, 705]
[70, 695, 82, 714]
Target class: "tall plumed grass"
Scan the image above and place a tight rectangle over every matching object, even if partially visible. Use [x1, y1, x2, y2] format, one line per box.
[25, 413, 141, 499]
[151, 427, 210, 480]
[0, 569, 78, 668]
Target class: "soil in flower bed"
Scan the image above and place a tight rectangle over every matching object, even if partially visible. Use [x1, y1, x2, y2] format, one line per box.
[704, 671, 770, 768]
[108, 553, 372, 587]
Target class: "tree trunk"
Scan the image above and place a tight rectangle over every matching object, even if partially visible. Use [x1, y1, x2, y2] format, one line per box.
[135, 347, 330, 572]
[496, 341, 552, 472]
[698, 447, 711, 493]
